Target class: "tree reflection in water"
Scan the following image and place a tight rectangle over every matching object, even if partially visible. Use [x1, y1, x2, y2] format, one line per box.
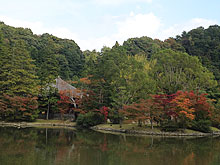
[0, 127, 220, 165]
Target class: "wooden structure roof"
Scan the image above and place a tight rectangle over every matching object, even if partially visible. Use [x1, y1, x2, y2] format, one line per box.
[55, 77, 82, 98]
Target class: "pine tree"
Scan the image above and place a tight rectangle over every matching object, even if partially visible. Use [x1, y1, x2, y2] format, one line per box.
[0, 40, 38, 96]
[0, 39, 39, 121]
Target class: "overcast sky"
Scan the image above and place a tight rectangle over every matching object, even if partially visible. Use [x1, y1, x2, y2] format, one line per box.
[0, 0, 219, 50]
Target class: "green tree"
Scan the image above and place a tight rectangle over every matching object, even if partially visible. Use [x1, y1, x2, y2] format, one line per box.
[88, 44, 156, 112]
[0, 22, 84, 81]
[82, 50, 99, 77]
[151, 49, 217, 94]
[122, 37, 164, 59]
[37, 46, 59, 120]
[176, 25, 220, 81]
[0, 38, 39, 121]
[0, 40, 38, 96]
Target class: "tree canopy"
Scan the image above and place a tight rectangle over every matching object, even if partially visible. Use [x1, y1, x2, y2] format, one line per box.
[176, 25, 220, 81]
[151, 49, 217, 94]
[1, 22, 220, 129]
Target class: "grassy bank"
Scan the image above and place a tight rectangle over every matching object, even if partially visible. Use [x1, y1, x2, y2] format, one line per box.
[92, 123, 220, 136]
[96, 123, 202, 133]
[0, 119, 76, 129]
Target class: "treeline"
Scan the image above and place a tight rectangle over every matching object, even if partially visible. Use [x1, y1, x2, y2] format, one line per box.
[0, 22, 84, 121]
[74, 25, 220, 131]
[75, 43, 218, 131]
[0, 22, 220, 132]
[0, 21, 84, 80]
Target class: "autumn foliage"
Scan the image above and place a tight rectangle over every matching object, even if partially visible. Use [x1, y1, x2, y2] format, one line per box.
[120, 91, 213, 131]
[0, 94, 38, 121]
[57, 91, 73, 117]
[120, 99, 154, 126]
[98, 106, 109, 122]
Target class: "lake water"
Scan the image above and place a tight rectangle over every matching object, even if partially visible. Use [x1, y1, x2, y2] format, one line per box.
[0, 127, 220, 165]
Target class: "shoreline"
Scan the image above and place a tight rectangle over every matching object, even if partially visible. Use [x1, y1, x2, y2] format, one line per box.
[0, 121, 76, 129]
[1, 121, 220, 137]
[92, 125, 220, 137]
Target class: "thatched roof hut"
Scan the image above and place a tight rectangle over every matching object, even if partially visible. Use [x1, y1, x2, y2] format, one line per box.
[55, 77, 83, 99]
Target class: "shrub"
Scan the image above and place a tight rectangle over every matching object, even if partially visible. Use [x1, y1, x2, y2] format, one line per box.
[190, 120, 211, 133]
[161, 120, 179, 132]
[76, 112, 104, 128]
[0, 94, 38, 122]
[108, 109, 122, 124]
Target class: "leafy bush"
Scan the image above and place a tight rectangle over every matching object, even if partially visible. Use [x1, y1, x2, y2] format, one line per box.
[76, 112, 104, 128]
[108, 109, 122, 124]
[190, 120, 211, 133]
[0, 94, 39, 122]
[161, 120, 179, 132]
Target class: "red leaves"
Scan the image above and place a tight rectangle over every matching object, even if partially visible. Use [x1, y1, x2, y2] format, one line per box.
[0, 94, 38, 112]
[79, 76, 92, 85]
[171, 91, 195, 120]
[152, 93, 178, 118]
[0, 94, 38, 121]
[173, 91, 212, 120]
[121, 90, 213, 125]
[120, 98, 157, 123]
[99, 106, 109, 121]
[153, 91, 212, 121]
[57, 91, 73, 115]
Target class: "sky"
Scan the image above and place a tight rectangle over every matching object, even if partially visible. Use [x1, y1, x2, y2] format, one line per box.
[0, 0, 219, 51]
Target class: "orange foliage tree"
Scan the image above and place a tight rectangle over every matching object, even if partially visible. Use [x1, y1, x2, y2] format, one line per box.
[57, 91, 73, 119]
[172, 91, 212, 120]
[120, 98, 162, 128]
[0, 94, 38, 121]
[168, 91, 213, 129]
[120, 91, 213, 130]
[152, 93, 178, 119]
[170, 91, 195, 128]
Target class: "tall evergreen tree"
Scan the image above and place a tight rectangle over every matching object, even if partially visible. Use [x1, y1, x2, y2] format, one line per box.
[0, 39, 38, 96]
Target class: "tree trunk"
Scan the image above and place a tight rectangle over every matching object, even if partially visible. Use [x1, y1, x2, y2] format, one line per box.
[138, 120, 142, 127]
[150, 119, 154, 129]
[119, 119, 122, 128]
[150, 136, 154, 148]
[45, 128, 48, 144]
[46, 100, 50, 120]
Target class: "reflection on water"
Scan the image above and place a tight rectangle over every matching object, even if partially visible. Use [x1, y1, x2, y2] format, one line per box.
[0, 127, 220, 165]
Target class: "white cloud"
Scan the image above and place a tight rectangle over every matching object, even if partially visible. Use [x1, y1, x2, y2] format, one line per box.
[0, 15, 81, 45]
[90, 16, 218, 50]
[77, 36, 117, 51]
[0, 15, 79, 39]
[93, 0, 152, 5]
[160, 18, 218, 40]
[0, 13, 160, 51]
[0, 15, 43, 33]
[0, 15, 218, 51]
[115, 12, 161, 40]
[76, 12, 161, 50]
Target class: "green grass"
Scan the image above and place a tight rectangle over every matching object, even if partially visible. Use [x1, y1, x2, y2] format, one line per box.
[32, 119, 76, 126]
[98, 123, 162, 132]
[184, 129, 203, 134]
[210, 126, 220, 132]
[34, 119, 68, 123]
[34, 119, 75, 124]
[97, 123, 217, 134]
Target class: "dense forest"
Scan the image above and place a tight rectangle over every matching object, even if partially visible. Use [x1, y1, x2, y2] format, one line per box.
[1, 21, 220, 132]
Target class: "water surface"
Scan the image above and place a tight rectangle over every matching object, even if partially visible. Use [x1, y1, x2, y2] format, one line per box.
[0, 127, 220, 165]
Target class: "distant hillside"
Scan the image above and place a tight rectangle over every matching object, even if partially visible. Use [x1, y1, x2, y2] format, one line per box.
[1, 21, 220, 83]
[175, 25, 220, 81]
[116, 25, 220, 82]
[0, 21, 84, 80]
